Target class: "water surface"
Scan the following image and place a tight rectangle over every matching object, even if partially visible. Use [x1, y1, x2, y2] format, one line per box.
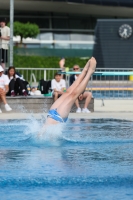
[0, 118, 133, 200]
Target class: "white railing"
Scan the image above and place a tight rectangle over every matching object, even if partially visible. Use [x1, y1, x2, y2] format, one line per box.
[15, 68, 61, 86]
[15, 67, 133, 99]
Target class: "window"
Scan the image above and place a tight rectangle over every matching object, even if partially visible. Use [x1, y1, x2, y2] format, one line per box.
[38, 32, 53, 40]
[52, 18, 68, 29]
[54, 33, 70, 40]
[70, 33, 94, 41]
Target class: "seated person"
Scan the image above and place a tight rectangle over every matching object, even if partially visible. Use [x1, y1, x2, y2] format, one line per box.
[6, 66, 28, 96]
[51, 72, 66, 102]
[70, 65, 92, 113]
[0, 65, 12, 113]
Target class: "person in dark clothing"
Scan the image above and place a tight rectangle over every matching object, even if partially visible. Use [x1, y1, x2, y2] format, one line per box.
[70, 65, 92, 113]
[6, 66, 28, 96]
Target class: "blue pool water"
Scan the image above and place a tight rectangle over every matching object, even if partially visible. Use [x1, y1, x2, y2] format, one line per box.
[93, 90, 133, 98]
[0, 118, 133, 200]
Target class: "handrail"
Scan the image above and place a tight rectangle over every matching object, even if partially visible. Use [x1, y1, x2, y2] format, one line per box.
[60, 71, 133, 76]
[15, 68, 133, 70]
[16, 68, 61, 70]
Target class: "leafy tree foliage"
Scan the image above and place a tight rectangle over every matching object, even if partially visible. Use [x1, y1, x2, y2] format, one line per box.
[9, 21, 40, 43]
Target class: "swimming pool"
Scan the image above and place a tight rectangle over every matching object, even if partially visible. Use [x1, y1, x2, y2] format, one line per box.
[93, 90, 133, 98]
[0, 118, 133, 200]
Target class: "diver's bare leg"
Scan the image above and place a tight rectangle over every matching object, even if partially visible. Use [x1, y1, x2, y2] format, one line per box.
[50, 59, 90, 111]
[67, 59, 90, 93]
[49, 57, 96, 119]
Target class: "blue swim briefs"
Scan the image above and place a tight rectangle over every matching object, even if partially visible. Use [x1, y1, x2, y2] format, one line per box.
[47, 109, 68, 123]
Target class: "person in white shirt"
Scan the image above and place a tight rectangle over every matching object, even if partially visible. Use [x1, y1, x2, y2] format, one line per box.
[51, 73, 66, 102]
[6, 66, 27, 96]
[0, 65, 12, 113]
[0, 18, 10, 70]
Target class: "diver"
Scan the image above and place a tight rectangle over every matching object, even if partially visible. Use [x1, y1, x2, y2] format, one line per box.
[43, 57, 96, 126]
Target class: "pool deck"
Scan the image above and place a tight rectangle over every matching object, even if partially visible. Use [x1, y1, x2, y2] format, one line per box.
[0, 99, 133, 121]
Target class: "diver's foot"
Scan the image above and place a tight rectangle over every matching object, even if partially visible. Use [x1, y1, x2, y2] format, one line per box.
[88, 57, 97, 75]
[83, 60, 90, 72]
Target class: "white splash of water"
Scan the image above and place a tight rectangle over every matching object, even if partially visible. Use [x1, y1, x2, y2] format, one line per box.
[23, 115, 64, 145]
[23, 115, 44, 137]
[37, 123, 63, 142]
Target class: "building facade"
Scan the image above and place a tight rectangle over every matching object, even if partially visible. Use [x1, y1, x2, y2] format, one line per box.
[1, 0, 133, 56]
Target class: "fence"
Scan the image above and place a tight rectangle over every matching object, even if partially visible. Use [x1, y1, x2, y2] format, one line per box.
[88, 68, 133, 99]
[15, 67, 133, 99]
[15, 67, 61, 85]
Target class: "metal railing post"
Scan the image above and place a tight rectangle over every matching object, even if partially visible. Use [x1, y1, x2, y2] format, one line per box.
[44, 69, 46, 80]
[10, 0, 14, 66]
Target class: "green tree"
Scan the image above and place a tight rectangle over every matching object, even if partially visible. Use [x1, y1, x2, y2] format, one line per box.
[9, 21, 40, 43]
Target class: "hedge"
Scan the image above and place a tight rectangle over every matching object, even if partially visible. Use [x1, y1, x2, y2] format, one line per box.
[13, 55, 90, 82]
[13, 55, 89, 69]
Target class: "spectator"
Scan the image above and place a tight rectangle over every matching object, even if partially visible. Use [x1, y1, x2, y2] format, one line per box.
[6, 66, 28, 96]
[70, 65, 92, 113]
[51, 72, 66, 102]
[0, 18, 10, 70]
[0, 65, 12, 113]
